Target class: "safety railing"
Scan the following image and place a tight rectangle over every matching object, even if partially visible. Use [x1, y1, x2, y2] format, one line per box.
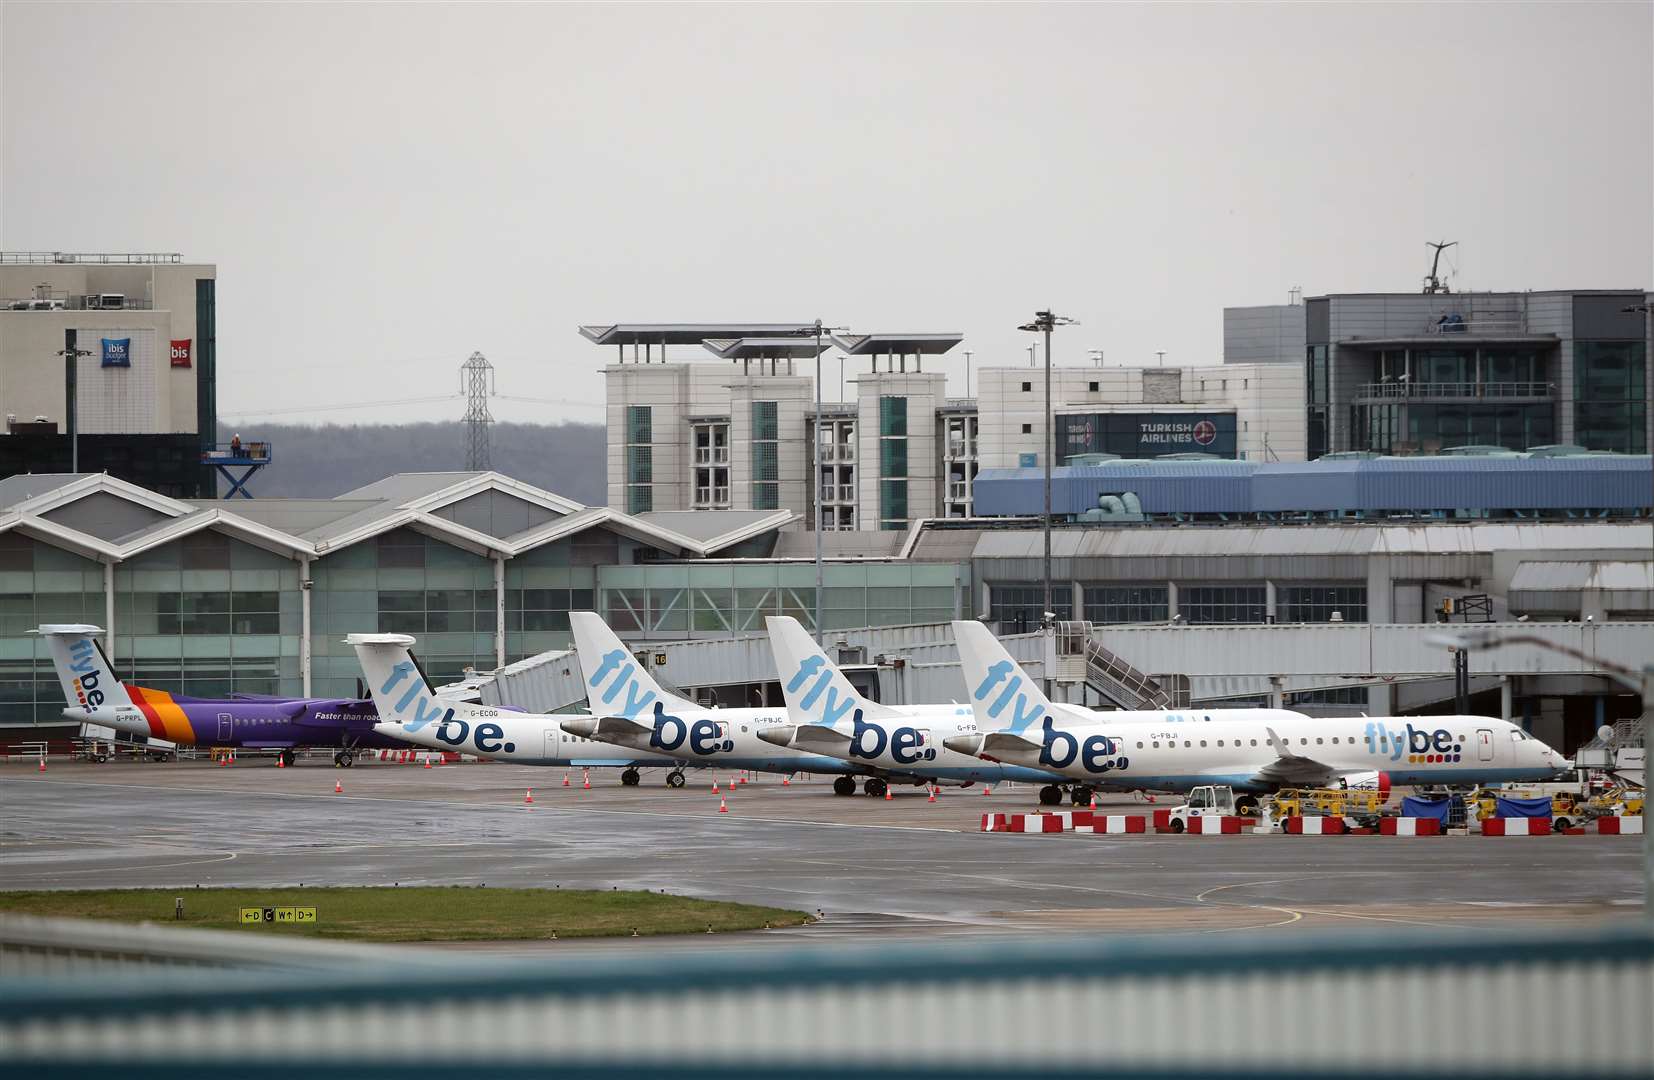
[1, 918, 1647, 1075]
[693, 447, 730, 465]
[0, 251, 183, 265]
[202, 442, 272, 462]
[1355, 380, 1553, 400]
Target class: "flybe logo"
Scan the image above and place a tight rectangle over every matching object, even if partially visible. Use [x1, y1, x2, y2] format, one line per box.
[972, 660, 1046, 733]
[648, 702, 734, 756]
[588, 650, 658, 719]
[784, 656, 857, 728]
[381, 661, 516, 754]
[69, 639, 106, 709]
[846, 709, 937, 765]
[1037, 717, 1128, 774]
[1364, 721, 1461, 764]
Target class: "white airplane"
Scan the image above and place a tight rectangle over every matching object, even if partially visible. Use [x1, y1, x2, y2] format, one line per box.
[945, 619, 1571, 810]
[755, 615, 1073, 797]
[555, 611, 871, 789]
[347, 632, 681, 784]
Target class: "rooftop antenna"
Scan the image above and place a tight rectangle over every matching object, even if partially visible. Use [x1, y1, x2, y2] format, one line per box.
[1288, 286, 1302, 305]
[1155, 350, 1166, 367]
[1423, 240, 1457, 295]
[460, 351, 496, 471]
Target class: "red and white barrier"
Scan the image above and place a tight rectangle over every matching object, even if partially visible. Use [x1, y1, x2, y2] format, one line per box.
[1084, 815, 1148, 834]
[1481, 817, 1551, 836]
[980, 812, 1080, 833]
[1596, 816, 1644, 835]
[1186, 815, 1242, 835]
[1379, 817, 1442, 836]
[1283, 816, 1347, 835]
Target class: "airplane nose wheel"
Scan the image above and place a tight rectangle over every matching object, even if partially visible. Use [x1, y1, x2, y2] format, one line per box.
[333, 751, 355, 768]
[863, 778, 889, 798]
[665, 770, 686, 789]
[832, 776, 857, 797]
[1070, 786, 1094, 806]
[620, 768, 641, 787]
[1038, 784, 1064, 806]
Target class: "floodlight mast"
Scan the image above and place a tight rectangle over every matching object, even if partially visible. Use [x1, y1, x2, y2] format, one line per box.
[1017, 309, 1077, 695]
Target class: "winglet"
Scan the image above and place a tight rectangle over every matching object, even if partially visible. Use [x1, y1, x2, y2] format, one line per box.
[951, 620, 1052, 735]
[568, 612, 698, 719]
[766, 616, 902, 730]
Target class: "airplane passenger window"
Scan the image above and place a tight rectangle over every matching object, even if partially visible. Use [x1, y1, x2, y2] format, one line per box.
[1316, 738, 1323, 745]
[1152, 741, 1159, 749]
[1136, 742, 1144, 749]
[1200, 740, 1207, 747]
[1217, 740, 1224, 747]
[1250, 739, 1258, 746]
[1184, 741, 1191, 748]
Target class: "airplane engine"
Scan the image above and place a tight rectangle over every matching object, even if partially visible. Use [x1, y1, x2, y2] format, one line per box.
[1340, 770, 1391, 803]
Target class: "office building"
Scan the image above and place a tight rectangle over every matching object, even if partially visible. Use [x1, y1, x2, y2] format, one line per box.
[0, 252, 219, 497]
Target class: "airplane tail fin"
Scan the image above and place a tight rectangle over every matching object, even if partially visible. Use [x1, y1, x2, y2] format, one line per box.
[346, 633, 472, 732]
[568, 611, 698, 718]
[766, 615, 902, 730]
[32, 624, 131, 710]
[950, 620, 1051, 735]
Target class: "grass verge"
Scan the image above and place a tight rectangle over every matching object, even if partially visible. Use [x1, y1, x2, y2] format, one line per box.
[0, 886, 811, 942]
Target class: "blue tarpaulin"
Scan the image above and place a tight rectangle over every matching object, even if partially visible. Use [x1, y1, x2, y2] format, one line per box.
[1496, 796, 1553, 818]
[1401, 795, 1451, 824]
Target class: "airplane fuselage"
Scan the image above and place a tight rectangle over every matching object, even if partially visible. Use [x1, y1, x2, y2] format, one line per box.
[64, 693, 403, 751]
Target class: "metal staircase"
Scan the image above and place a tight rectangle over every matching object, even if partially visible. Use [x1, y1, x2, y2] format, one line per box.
[1054, 621, 1185, 710]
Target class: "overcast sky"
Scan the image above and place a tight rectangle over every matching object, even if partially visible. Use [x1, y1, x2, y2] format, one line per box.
[4, 2, 1650, 426]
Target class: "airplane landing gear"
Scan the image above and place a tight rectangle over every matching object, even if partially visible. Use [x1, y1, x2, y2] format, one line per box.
[1070, 786, 1094, 806]
[1038, 784, 1064, 806]
[665, 770, 686, 789]
[333, 750, 355, 768]
[1235, 794, 1259, 817]
[863, 777, 889, 798]
[620, 768, 641, 787]
[832, 776, 857, 797]
[278, 749, 296, 768]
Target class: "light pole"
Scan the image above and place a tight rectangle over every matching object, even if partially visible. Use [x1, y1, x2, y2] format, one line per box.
[963, 350, 973, 399]
[57, 331, 92, 473]
[1430, 628, 1653, 928]
[801, 321, 848, 644]
[1018, 309, 1077, 695]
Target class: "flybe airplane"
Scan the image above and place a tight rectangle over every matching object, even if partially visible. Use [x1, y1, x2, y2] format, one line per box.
[758, 615, 1073, 797]
[348, 631, 680, 782]
[36, 624, 404, 766]
[557, 611, 871, 788]
[945, 619, 1570, 809]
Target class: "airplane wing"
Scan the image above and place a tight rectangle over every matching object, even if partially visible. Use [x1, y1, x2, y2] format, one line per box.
[593, 715, 654, 739]
[790, 724, 853, 753]
[1247, 726, 1338, 788]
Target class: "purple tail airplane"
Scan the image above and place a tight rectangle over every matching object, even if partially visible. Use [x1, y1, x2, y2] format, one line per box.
[36, 624, 413, 766]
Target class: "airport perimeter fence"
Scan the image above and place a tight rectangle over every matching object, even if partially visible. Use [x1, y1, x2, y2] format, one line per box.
[0, 917, 1649, 1078]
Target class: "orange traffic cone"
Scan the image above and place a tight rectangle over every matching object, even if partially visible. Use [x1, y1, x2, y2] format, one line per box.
[525, 789, 534, 805]
[927, 786, 936, 803]
[582, 772, 591, 790]
[712, 779, 720, 793]
[562, 772, 571, 787]
[423, 758, 432, 769]
[277, 756, 285, 769]
[718, 797, 728, 813]
[884, 786, 893, 802]
[982, 784, 990, 796]
[1089, 794, 1098, 810]
[334, 779, 342, 794]
[38, 757, 46, 772]
[781, 776, 790, 786]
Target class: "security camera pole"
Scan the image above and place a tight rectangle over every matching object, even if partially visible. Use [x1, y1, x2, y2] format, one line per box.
[1430, 628, 1653, 927]
[1019, 309, 1077, 694]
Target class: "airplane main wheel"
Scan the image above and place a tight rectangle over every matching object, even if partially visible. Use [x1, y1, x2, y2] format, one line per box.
[832, 776, 857, 797]
[621, 768, 641, 787]
[666, 771, 686, 789]
[1038, 784, 1064, 807]
[864, 778, 888, 798]
[278, 749, 296, 768]
[1070, 787, 1094, 806]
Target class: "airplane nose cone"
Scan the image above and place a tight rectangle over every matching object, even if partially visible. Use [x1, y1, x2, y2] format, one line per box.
[943, 735, 985, 757]
[560, 718, 599, 738]
[756, 726, 795, 747]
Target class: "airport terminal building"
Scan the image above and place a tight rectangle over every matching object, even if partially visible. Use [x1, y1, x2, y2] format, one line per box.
[2, 464, 1649, 755]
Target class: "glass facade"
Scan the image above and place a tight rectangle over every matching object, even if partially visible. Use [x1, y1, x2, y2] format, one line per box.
[989, 583, 1073, 631]
[0, 534, 105, 722]
[1574, 342, 1647, 454]
[310, 528, 496, 698]
[879, 397, 909, 530]
[1306, 345, 1329, 459]
[601, 561, 958, 636]
[1082, 584, 1169, 624]
[1278, 584, 1367, 623]
[503, 531, 613, 661]
[625, 406, 653, 514]
[1352, 402, 1554, 453]
[113, 532, 302, 699]
[1178, 585, 1266, 625]
[751, 402, 779, 510]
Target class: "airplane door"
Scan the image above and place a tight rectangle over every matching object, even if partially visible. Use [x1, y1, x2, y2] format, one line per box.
[217, 713, 233, 742]
[1476, 729, 1494, 762]
[544, 729, 560, 761]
